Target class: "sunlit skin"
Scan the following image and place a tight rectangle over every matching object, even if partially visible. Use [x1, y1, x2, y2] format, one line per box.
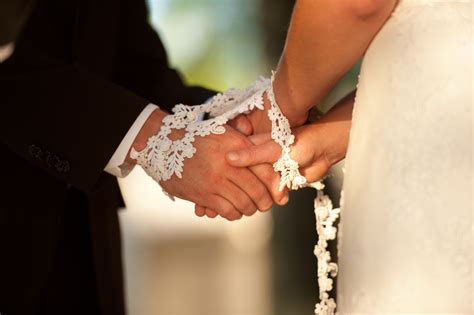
[247, 0, 398, 133]
[127, 108, 287, 221]
[229, 92, 355, 182]
[196, 0, 398, 219]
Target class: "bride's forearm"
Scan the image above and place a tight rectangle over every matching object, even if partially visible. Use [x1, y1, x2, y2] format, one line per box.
[273, 0, 397, 122]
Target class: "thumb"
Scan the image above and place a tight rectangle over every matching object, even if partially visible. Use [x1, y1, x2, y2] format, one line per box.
[226, 141, 281, 167]
[228, 114, 253, 136]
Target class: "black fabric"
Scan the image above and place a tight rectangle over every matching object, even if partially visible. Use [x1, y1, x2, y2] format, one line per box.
[0, 0, 215, 314]
[37, 188, 101, 315]
[0, 0, 37, 45]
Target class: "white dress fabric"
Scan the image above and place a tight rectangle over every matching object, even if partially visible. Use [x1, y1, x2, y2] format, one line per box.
[337, 0, 473, 313]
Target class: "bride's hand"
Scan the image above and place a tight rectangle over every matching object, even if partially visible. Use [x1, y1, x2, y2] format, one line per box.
[225, 125, 333, 184]
[225, 92, 355, 183]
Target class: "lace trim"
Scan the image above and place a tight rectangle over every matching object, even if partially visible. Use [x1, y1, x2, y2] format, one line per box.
[311, 182, 340, 315]
[266, 71, 308, 191]
[131, 74, 339, 314]
[131, 72, 310, 197]
[265, 73, 340, 314]
[130, 77, 270, 198]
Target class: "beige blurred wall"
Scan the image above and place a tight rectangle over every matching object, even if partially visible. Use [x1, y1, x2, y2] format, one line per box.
[119, 168, 274, 315]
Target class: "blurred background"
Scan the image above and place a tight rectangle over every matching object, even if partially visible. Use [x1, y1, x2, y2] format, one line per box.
[118, 1, 357, 314]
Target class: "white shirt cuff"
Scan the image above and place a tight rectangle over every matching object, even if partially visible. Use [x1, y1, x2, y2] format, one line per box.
[104, 103, 159, 177]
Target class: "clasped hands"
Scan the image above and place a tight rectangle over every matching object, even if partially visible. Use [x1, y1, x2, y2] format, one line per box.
[190, 101, 332, 220]
[130, 91, 351, 221]
[163, 96, 344, 221]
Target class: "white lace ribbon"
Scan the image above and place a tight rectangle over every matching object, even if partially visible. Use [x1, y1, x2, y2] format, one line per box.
[266, 73, 339, 314]
[130, 77, 270, 197]
[310, 182, 340, 315]
[266, 71, 307, 191]
[131, 72, 309, 196]
[130, 74, 339, 314]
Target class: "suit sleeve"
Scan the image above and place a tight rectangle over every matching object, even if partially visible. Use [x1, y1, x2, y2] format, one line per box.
[0, 0, 214, 193]
[114, 0, 214, 111]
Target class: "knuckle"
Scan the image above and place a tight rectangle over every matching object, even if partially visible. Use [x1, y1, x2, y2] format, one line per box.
[257, 191, 273, 210]
[224, 213, 237, 221]
[221, 213, 232, 221]
[233, 198, 245, 211]
[244, 207, 258, 217]
[272, 187, 285, 200]
[220, 204, 235, 217]
[219, 207, 231, 218]
[238, 198, 252, 213]
[230, 212, 243, 221]
[259, 199, 273, 211]
[244, 204, 257, 216]
[255, 185, 270, 201]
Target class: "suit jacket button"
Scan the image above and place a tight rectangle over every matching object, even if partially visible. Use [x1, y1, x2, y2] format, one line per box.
[56, 160, 71, 173]
[48, 155, 61, 169]
[28, 145, 42, 160]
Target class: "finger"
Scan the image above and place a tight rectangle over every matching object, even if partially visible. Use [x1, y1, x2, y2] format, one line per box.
[219, 180, 258, 217]
[229, 167, 273, 212]
[195, 204, 206, 217]
[226, 141, 281, 167]
[300, 160, 330, 183]
[249, 164, 289, 207]
[205, 194, 243, 221]
[205, 209, 218, 218]
[248, 133, 272, 145]
[228, 114, 253, 136]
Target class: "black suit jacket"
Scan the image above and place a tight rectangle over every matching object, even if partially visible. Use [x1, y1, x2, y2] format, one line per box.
[0, 0, 214, 314]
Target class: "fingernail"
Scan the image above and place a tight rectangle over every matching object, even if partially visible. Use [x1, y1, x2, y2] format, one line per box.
[279, 194, 289, 205]
[227, 152, 239, 161]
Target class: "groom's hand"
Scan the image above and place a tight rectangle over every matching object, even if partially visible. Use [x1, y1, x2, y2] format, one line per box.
[159, 125, 286, 221]
[192, 115, 289, 220]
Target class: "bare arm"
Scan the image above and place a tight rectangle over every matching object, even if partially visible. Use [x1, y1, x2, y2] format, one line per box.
[227, 91, 355, 183]
[249, 0, 397, 131]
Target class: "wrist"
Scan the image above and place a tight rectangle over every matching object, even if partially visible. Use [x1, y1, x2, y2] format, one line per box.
[309, 121, 348, 167]
[246, 92, 309, 135]
[126, 109, 166, 165]
[272, 73, 309, 127]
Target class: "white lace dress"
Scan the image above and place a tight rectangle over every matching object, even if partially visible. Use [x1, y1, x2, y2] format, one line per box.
[337, 0, 473, 313]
